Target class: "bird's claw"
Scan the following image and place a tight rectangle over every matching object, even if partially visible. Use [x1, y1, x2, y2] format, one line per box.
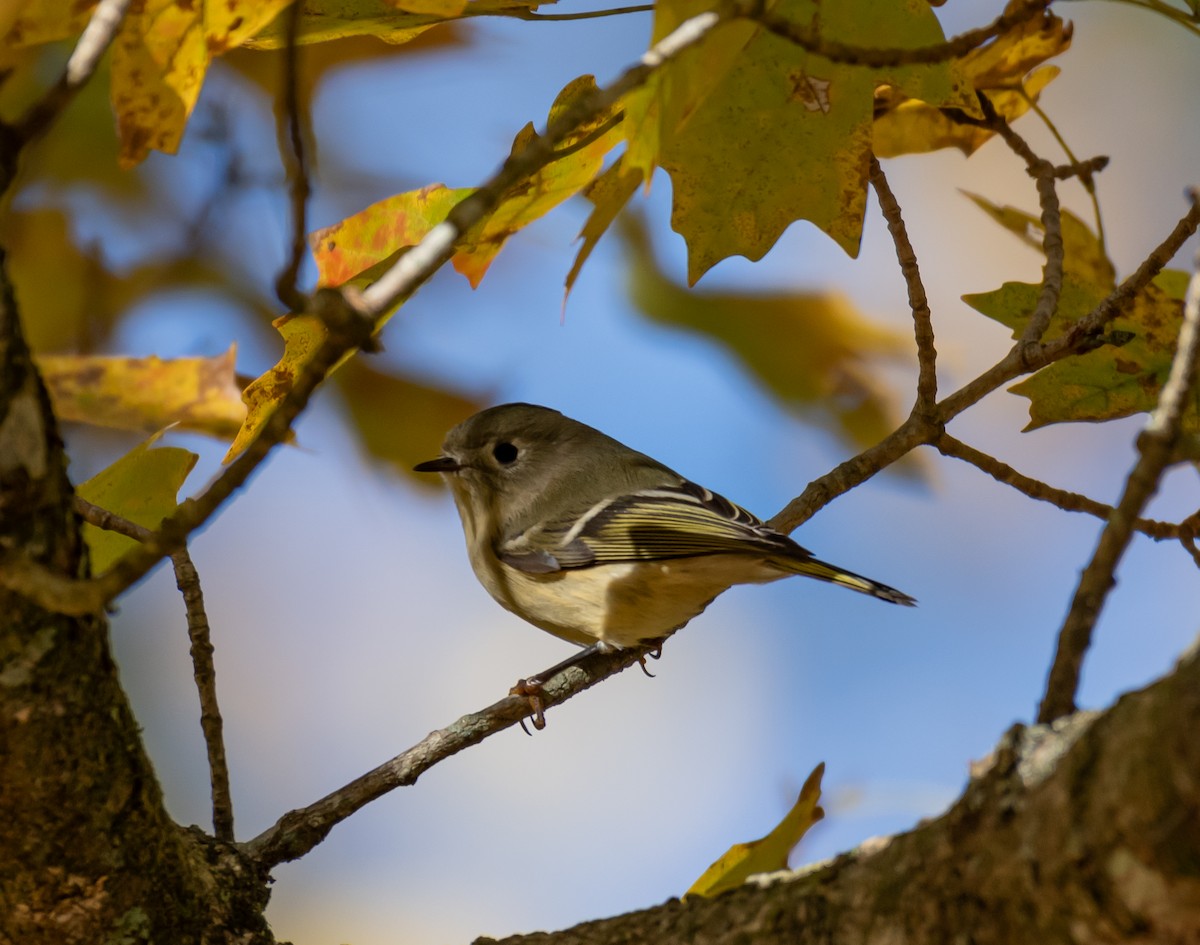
[511, 677, 547, 733]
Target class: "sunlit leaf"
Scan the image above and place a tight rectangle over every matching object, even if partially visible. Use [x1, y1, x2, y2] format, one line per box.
[311, 184, 474, 287]
[39, 348, 246, 439]
[686, 763, 826, 899]
[110, 0, 293, 166]
[622, 215, 911, 454]
[245, 0, 548, 48]
[965, 276, 1195, 433]
[77, 432, 198, 573]
[1, 0, 93, 47]
[224, 315, 323, 462]
[874, 66, 1059, 158]
[874, 10, 1071, 157]
[631, 0, 970, 282]
[335, 358, 484, 479]
[313, 74, 623, 291]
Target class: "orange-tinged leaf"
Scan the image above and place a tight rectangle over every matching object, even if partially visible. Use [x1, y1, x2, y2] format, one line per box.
[39, 347, 246, 439]
[564, 156, 643, 305]
[224, 315, 324, 462]
[310, 184, 474, 287]
[623, 215, 912, 455]
[686, 763, 826, 899]
[77, 432, 198, 573]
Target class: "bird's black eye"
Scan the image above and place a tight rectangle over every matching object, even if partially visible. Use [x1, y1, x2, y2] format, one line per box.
[492, 441, 519, 465]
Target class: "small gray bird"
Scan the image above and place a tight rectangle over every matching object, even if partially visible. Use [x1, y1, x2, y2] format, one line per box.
[415, 404, 914, 675]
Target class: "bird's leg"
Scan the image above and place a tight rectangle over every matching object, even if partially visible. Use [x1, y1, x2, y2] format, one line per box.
[638, 638, 666, 677]
[511, 639, 668, 731]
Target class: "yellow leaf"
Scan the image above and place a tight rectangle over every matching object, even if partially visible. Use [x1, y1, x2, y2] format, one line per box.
[77, 432, 198, 573]
[224, 315, 324, 462]
[38, 348, 246, 439]
[874, 9, 1072, 158]
[874, 66, 1060, 158]
[2, 0, 93, 47]
[244, 0, 548, 49]
[110, 0, 293, 167]
[686, 762, 826, 899]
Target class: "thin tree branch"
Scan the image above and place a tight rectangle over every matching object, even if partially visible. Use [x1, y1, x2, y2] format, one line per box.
[1038, 199, 1200, 724]
[501, 3, 655, 21]
[274, 0, 312, 313]
[15, 0, 133, 143]
[242, 644, 653, 868]
[978, 94, 1066, 353]
[743, 0, 1051, 67]
[936, 433, 1180, 540]
[869, 156, 937, 416]
[73, 497, 234, 839]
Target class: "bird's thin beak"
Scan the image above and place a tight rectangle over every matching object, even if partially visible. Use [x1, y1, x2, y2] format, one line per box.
[413, 455, 461, 473]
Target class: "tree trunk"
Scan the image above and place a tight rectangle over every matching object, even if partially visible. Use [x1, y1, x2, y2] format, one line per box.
[0, 252, 271, 945]
[482, 642, 1200, 945]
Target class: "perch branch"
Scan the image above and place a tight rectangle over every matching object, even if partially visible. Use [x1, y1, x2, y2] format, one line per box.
[243, 645, 653, 867]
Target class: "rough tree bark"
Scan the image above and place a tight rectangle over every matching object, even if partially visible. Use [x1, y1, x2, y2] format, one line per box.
[482, 641, 1200, 945]
[0, 255, 271, 945]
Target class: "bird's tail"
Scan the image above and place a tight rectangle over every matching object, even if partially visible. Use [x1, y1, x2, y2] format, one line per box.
[774, 555, 916, 606]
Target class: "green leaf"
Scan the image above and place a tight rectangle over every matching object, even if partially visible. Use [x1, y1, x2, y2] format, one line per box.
[77, 433, 198, 573]
[964, 273, 1194, 432]
[630, 0, 971, 282]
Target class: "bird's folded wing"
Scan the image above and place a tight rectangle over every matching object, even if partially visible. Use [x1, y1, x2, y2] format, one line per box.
[498, 481, 807, 573]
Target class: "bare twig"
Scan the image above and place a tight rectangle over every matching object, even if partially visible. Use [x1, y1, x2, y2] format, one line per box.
[274, 0, 312, 313]
[502, 3, 655, 20]
[16, 0, 133, 143]
[937, 434, 1179, 540]
[978, 95, 1065, 352]
[73, 497, 234, 839]
[870, 157, 937, 416]
[743, 0, 1051, 67]
[1038, 201, 1200, 724]
[242, 644, 653, 868]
